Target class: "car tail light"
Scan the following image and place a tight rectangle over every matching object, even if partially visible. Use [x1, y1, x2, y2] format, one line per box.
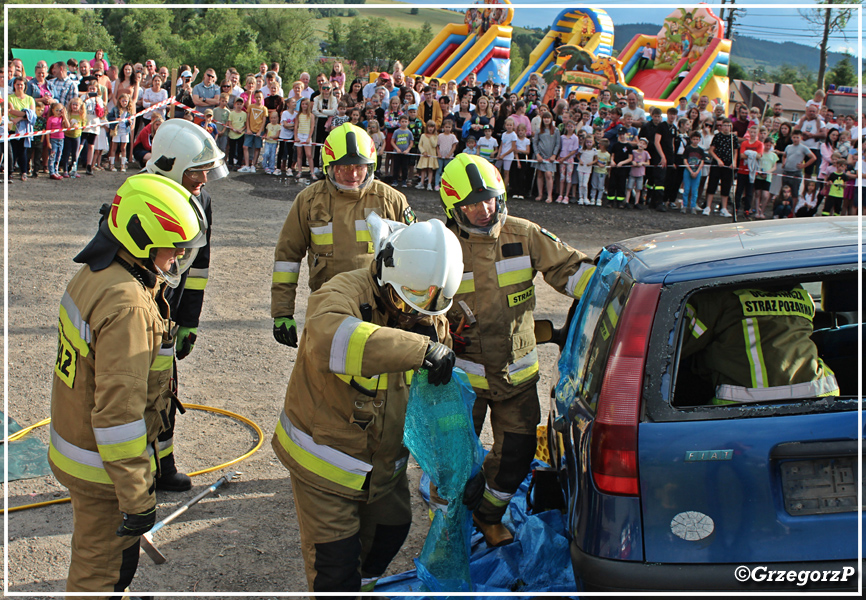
[590, 283, 661, 496]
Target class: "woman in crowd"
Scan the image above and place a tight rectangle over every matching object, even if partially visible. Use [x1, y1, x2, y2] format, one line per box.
[348, 79, 365, 106]
[769, 121, 793, 198]
[7, 77, 36, 181]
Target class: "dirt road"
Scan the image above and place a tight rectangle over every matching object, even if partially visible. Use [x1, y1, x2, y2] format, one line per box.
[4, 169, 726, 596]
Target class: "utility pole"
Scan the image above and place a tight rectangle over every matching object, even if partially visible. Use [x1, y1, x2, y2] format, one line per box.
[718, 0, 739, 39]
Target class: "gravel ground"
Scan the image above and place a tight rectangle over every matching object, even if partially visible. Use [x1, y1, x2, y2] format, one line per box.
[3, 166, 730, 597]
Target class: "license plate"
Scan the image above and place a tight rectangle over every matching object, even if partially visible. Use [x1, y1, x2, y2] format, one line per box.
[779, 457, 857, 516]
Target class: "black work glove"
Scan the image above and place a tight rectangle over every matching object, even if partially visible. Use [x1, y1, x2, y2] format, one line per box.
[175, 326, 197, 360]
[273, 316, 298, 347]
[116, 505, 156, 537]
[423, 341, 455, 386]
[448, 323, 471, 355]
[462, 470, 485, 511]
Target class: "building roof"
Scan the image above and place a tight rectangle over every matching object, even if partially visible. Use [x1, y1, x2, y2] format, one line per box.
[730, 79, 806, 112]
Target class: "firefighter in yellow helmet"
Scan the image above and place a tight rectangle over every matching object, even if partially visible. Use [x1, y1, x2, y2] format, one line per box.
[50, 173, 206, 597]
[272, 213, 481, 593]
[439, 154, 595, 547]
[271, 123, 416, 348]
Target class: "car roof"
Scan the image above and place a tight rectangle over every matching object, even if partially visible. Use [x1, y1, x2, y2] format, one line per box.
[617, 217, 861, 284]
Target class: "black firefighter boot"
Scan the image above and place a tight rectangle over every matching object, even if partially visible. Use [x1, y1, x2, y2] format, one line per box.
[156, 451, 192, 492]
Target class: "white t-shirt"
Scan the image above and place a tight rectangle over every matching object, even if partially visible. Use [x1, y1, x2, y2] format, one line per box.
[499, 131, 518, 158]
[280, 109, 297, 140]
[797, 115, 825, 150]
[578, 148, 597, 174]
[623, 106, 647, 123]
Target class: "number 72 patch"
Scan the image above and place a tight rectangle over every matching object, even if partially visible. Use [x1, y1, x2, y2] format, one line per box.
[55, 323, 78, 388]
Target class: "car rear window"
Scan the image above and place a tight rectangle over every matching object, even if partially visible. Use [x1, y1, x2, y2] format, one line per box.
[671, 272, 859, 409]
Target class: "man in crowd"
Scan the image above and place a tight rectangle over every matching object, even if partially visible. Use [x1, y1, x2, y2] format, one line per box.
[192, 68, 221, 112]
[622, 91, 647, 125]
[49, 61, 79, 108]
[793, 103, 827, 180]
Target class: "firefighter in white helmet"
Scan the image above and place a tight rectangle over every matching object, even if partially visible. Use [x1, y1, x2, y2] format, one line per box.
[439, 154, 595, 547]
[271, 123, 416, 349]
[271, 213, 482, 593]
[144, 117, 227, 492]
[50, 174, 205, 596]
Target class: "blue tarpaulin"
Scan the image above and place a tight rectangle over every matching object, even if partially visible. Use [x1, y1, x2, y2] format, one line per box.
[376, 460, 579, 596]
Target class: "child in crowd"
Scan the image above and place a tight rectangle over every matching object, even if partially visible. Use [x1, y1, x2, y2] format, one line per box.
[609, 127, 633, 207]
[773, 184, 794, 218]
[753, 135, 779, 219]
[331, 102, 349, 129]
[278, 97, 296, 176]
[556, 120, 580, 204]
[591, 138, 610, 205]
[213, 93, 231, 154]
[348, 107, 362, 127]
[435, 119, 458, 191]
[477, 125, 498, 163]
[83, 80, 105, 175]
[681, 131, 706, 214]
[794, 179, 819, 218]
[823, 157, 850, 216]
[262, 110, 281, 175]
[734, 123, 763, 215]
[533, 112, 561, 203]
[462, 135, 479, 156]
[227, 97, 248, 170]
[30, 98, 46, 178]
[294, 97, 313, 178]
[391, 114, 414, 187]
[624, 137, 650, 208]
[406, 104, 423, 182]
[107, 93, 132, 172]
[61, 97, 86, 178]
[511, 123, 532, 199]
[241, 89, 267, 173]
[497, 117, 518, 190]
[416, 119, 439, 190]
[367, 119, 386, 177]
[202, 109, 218, 139]
[575, 133, 597, 205]
[46, 102, 69, 180]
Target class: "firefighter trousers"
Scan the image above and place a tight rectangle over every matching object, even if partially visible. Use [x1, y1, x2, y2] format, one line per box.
[290, 469, 412, 594]
[66, 488, 142, 599]
[472, 384, 540, 523]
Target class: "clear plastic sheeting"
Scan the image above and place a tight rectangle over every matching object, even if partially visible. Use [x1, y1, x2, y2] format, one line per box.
[377, 460, 579, 595]
[555, 248, 628, 417]
[403, 368, 484, 592]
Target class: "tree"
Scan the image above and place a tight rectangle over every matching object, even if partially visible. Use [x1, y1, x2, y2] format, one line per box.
[826, 54, 856, 88]
[799, 0, 858, 91]
[6, 2, 119, 61]
[728, 61, 747, 81]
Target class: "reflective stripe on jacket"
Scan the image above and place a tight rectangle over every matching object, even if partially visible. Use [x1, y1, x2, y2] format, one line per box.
[272, 265, 448, 500]
[447, 216, 593, 398]
[683, 285, 839, 404]
[49, 250, 171, 513]
[271, 179, 414, 318]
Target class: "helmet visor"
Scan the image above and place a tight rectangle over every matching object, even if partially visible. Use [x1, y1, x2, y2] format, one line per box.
[389, 283, 452, 316]
[151, 247, 198, 289]
[187, 160, 229, 183]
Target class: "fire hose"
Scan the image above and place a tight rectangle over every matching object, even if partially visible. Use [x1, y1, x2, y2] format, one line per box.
[1, 404, 264, 514]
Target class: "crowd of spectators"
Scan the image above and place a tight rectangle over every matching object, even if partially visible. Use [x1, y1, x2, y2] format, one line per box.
[2, 52, 862, 217]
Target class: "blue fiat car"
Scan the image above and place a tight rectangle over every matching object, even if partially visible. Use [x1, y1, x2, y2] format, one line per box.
[546, 218, 860, 591]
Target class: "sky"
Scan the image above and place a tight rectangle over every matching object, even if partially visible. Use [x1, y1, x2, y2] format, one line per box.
[403, 1, 862, 53]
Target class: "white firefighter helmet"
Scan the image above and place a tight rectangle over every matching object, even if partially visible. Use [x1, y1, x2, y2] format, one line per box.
[146, 118, 228, 184]
[373, 216, 463, 317]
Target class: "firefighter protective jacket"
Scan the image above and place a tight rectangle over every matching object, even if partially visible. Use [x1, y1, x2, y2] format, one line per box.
[683, 285, 839, 403]
[272, 264, 449, 501]
[271, 179, 415, 318]
[447, 215, 594, 398]
[49, 249, 173, 514]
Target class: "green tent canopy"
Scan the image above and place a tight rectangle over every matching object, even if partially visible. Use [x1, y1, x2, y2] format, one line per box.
[12, 49, 111, 73]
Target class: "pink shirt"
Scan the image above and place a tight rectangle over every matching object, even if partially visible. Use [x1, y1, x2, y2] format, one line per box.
[438, 133, 458, 158]
[47, 115, 65, 140]
[559, 133, 581, 159]
[511, 113, 531, 136]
